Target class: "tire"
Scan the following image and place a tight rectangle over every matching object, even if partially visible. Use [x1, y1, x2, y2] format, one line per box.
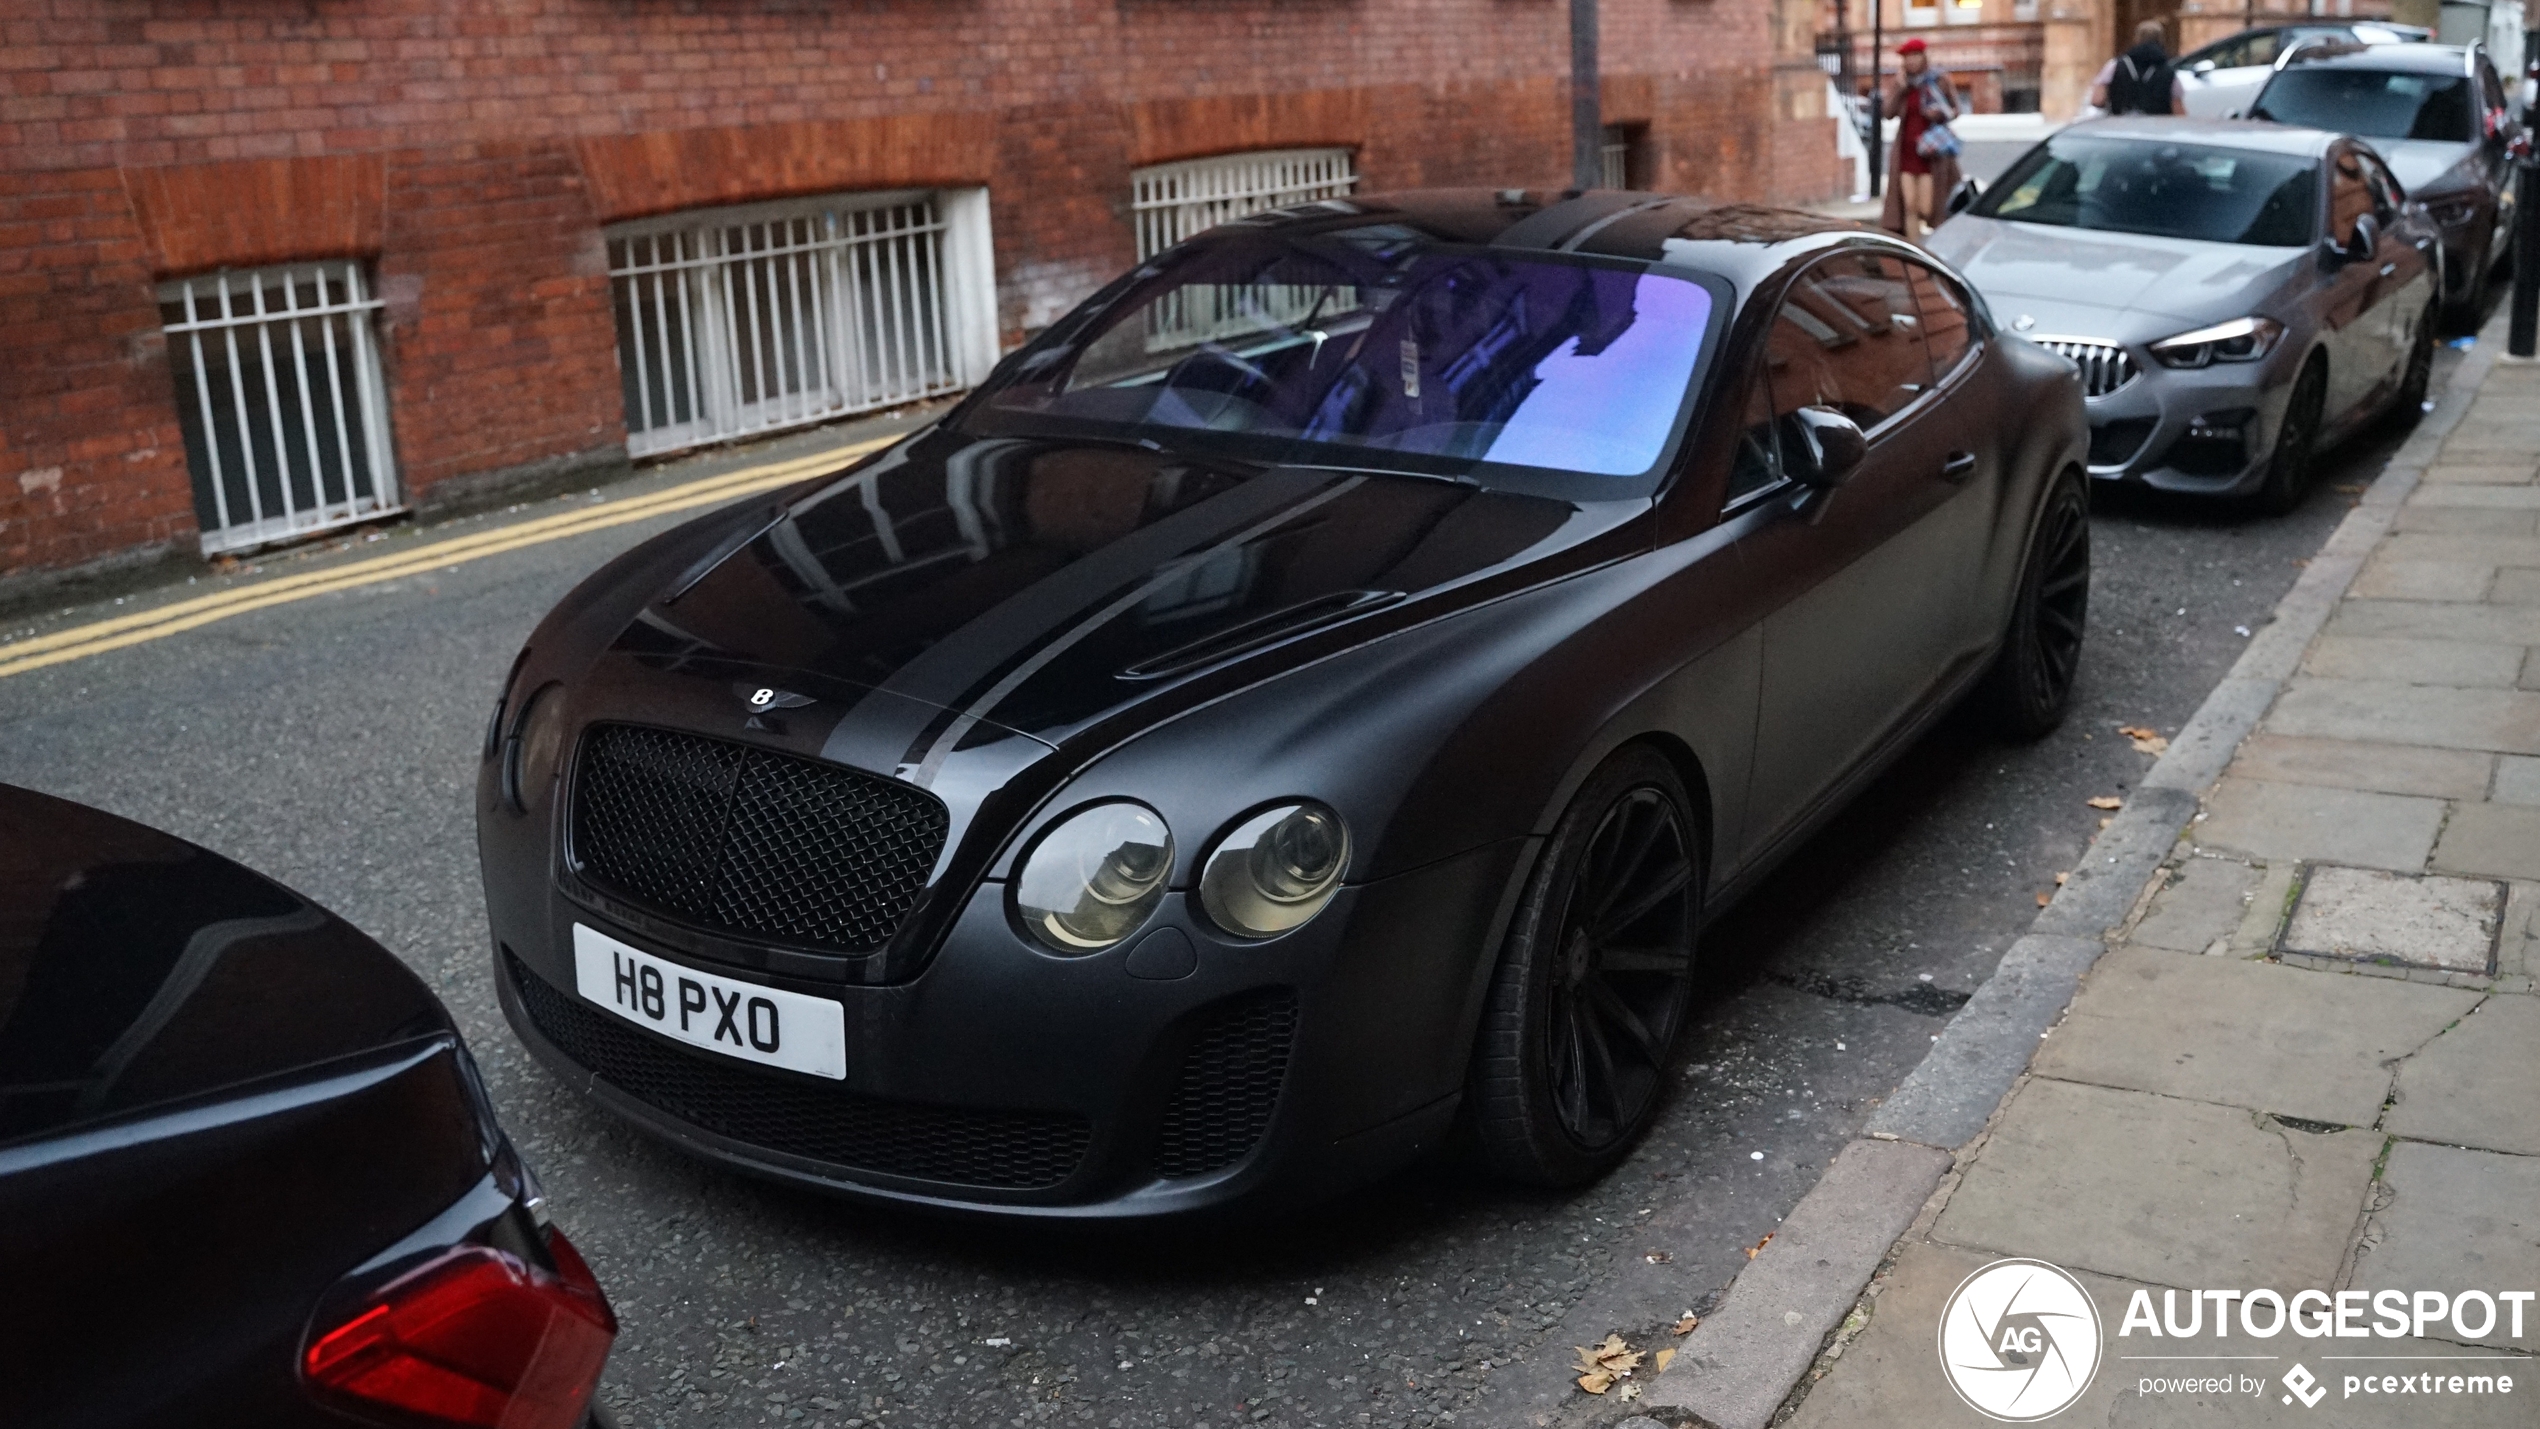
[1973, 471, 2089, 741]
[2252, 355, 2327, 517]
[2387, 300, 2435, 430]
[1468, 745, 1700, 1188]
[2444, 231, 2494, 333]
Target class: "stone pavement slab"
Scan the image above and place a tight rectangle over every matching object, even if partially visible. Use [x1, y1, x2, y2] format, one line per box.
[2303, 636, 2526, 686]
[2196, 777, 2445, 871]
[2433, 803, 2540, 883]
[2030, 948, 2482, 1126]
[1933, 1078, 2381, 1290]
[2384, 994, 2540, 1156]
[2133, 857, 2262, 953]
[2491, 755, 2540, 804]
[2265, 678, 2540, 757]
[2230, 734, 2494, 801]
[2284, 867, 2506, 973]
[1782, 1241, 2538, 1429]
[2354, 1141, 2540, 1352]
[2330, 599, 2540, 645]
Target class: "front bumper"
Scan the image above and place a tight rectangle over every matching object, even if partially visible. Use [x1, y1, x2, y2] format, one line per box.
[2077, 349, 2293, 499]
[489, 832, 1528, 1220]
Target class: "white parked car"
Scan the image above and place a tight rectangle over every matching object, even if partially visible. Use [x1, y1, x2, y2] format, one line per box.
[2177, 22, 2432, 118]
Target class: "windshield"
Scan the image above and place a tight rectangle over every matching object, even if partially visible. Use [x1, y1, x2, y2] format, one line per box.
[1972, 135, 2318, 245]
[2252, 67, 2474, 141]
[962, 228, 1721, 493]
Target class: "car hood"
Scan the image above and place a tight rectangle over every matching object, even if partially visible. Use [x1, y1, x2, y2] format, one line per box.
[624, 426, 1641, 774]
[1927, 216, 2306, 324]
[2374, 137, 2480, 196]
[0, 785, 452, 1147]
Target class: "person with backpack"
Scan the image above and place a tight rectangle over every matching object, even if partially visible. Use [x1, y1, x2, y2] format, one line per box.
[2092, 20, 2189, 115]
[1881, 37, 1964, 240]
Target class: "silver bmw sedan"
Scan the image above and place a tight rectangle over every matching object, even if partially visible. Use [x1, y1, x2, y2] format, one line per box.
[1927, 117, 2440, 511]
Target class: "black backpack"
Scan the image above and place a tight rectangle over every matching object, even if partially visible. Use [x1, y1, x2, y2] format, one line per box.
[2108, 43, 2175, 114]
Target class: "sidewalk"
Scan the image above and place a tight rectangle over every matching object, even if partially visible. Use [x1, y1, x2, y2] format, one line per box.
[1640, 339, 2539, 1426]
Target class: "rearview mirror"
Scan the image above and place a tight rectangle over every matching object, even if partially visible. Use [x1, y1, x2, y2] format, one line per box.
[2328, 211, 2380, 263]
[1785, 407, 1868, 490]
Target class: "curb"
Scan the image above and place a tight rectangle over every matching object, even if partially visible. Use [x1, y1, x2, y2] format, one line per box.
[1641, 330, 2502, 1429]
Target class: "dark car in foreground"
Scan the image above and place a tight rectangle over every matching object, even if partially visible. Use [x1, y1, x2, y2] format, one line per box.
[1931, 118, 2438, 511]
[2251, 39, 2525, 324]
[0, 785, 616, 1429]
[480, 190, 2089, 1219]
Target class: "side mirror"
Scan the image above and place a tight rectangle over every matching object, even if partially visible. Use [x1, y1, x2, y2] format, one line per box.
[1945, 177, 1984, 216]
[1785, 406, 1869, 490]
[2193, 58, 2219, 74]
[2324, 211, 2378, 263]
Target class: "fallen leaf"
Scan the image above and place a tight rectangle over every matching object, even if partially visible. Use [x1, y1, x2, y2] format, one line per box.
[1619, 1381, 1644, 1401]
[1745, 1231, 1775, 1260]
[2055, 871, 2070, 885]
[1644, 1250, 1673, 1265]
[2118, 725, 2170, 755]
[2035, 892, 2050, 907]
[1671, 1314, 1699, 1336]
[1577, 1369, 1614, 1394]
[2098, 816, 2114, 830]
[2086, 795, 2123, 810]
[1655, 1348, 1678, 1372]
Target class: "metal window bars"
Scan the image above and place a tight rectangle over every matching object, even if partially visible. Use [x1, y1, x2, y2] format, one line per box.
[1600, 128, 1633, 190]
[1130, 149, 1360, 354]
[158, 263, 402, 556]
[607, 192, 966, 459]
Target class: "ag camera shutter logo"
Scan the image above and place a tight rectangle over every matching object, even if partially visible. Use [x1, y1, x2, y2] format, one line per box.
[1938, 1258, 2104, 1421]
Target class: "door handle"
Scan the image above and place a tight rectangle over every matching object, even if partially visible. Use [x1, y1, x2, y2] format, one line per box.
[2379, 262, 2398, 276]
[1941, 451, 1977, 482]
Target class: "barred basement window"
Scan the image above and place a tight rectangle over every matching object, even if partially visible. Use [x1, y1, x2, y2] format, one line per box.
[1130, 147, 1359, 261]
[606, 189, 1000, 459]
[1600, 125, 1644, 190]
[159, 263, 402, 556]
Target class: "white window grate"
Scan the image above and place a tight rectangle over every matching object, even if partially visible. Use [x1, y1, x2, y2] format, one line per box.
[607, 191, 997, 459]
[1600, 127, 1634, 190]
[1131, 148, 1359, 260]
[159, 262, 402, 556]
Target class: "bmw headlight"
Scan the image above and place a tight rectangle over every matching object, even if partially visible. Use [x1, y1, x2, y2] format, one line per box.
[1015, 802, 1174, 953]
[1200, 803, 1351, 939]
[2425, 193, 2482, 228]
[2149, 316, 2284, 369]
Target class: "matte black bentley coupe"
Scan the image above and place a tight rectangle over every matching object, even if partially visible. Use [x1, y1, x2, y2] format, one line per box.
[0, 784, 616, 1428]
[480, 191, 2089, 1217]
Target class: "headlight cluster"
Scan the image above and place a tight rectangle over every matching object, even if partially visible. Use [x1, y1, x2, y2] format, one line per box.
[502, 681, 570, 813]
[1013, 800, 1350, 954]
[2149, 316, 2284, 369]
[2425, 194, 2482, 228]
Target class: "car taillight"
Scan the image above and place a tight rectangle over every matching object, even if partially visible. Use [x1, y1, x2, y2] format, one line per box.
[303, 1228, 617, 1429]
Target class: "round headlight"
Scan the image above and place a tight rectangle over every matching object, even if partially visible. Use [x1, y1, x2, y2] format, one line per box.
[1200, 803, 1350, 939]
[1015, 802, 1175, 953]
[503, 682, 569, 813]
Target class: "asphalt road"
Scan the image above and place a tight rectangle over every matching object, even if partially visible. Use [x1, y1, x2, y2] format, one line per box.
[0, 353, 2457, 1429]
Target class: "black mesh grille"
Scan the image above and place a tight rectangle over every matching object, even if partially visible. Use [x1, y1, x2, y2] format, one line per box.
[568, 723, 948, 953]
[507, 954, 1091, 1190]
[1154, 990, 1297, 1179]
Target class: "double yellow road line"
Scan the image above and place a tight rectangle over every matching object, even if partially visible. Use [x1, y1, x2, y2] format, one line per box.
[0, 435, 894, 682]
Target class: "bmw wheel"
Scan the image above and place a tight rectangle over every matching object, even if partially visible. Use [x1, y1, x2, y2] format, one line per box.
[2253, 354, 2327, 516]
[1469, 746, 1699, 1188]
[1975, 470, 2089, 741]
[2388, 299, 2435, 427]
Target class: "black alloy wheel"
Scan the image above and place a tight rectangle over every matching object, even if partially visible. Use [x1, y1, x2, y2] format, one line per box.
[1470, 746, 1699, 1187]
[2388, 299, 2436, 427]
[1976, 471, 2090, 740]
[2444, 230, 2494, 333]
[2253, 355, 2327, 516]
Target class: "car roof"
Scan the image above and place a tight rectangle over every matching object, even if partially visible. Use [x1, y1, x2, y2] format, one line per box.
[2058, 114, 2340, 157]
[1213, 189, 1897, 294]
[2279, 38, 2477, 73]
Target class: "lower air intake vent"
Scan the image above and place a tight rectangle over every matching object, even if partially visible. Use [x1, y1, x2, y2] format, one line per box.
[1154, 989, 1298, 1179]
[2088, 417, 2156, 468]
[507, 954, 1090, 1191]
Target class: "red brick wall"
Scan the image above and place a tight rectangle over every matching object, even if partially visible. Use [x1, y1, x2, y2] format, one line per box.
[0, 0, 1841, 583]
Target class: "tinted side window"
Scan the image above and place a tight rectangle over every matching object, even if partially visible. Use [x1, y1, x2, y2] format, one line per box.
[1727, 371, 1782, 502]
[1767, 254, 1933, 432]
[2358, 151, 2401, 218]
[1907, 262, 1975, 380]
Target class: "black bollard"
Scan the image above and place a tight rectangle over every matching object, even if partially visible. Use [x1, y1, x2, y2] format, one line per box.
[2514, 155, 2540, 358]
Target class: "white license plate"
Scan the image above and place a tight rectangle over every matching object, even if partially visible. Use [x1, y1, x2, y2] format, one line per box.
[572, 924, 846, 1080]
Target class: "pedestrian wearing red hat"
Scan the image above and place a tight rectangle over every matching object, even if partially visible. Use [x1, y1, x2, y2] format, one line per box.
[1881, 37, 1963, 241]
